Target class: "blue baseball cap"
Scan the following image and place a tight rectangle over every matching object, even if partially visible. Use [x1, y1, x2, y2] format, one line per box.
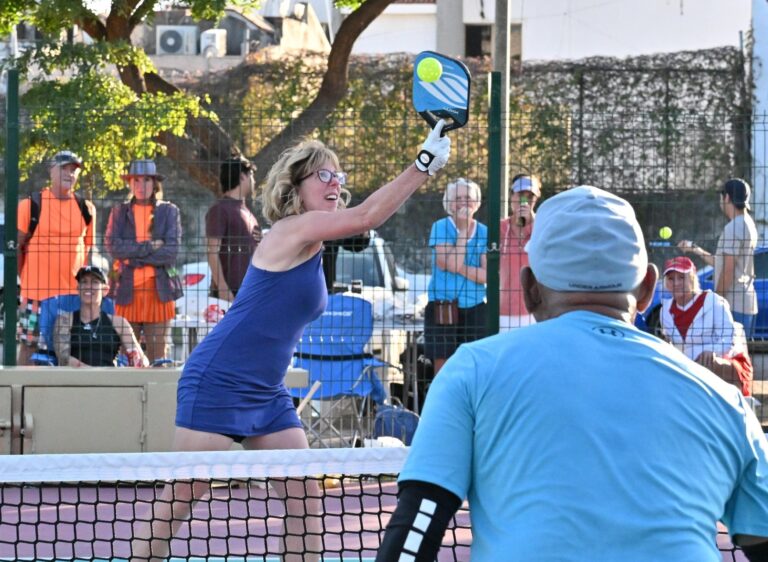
[526, 186, 648, 292]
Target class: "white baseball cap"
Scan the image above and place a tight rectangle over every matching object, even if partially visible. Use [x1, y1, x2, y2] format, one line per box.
[526, 185, 648, 292]
[511, 175, 541, 197]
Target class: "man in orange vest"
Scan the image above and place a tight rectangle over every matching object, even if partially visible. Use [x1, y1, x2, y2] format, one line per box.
[16, 150, 96, 365]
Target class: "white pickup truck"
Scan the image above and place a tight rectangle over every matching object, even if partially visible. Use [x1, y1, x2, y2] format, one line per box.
[332, 231, 428, 329]
[174, 231, 428, 361]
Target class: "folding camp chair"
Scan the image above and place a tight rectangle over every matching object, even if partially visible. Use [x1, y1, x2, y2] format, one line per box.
[291, 294, 389, 448]
[31, 294, 116, 366]
[31, 294, 176, 367]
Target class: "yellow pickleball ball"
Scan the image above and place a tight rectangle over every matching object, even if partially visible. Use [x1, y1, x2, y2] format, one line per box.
[323, 476, 341, 489]
[417, 57, 443, 83]
[659, 226, 673, 240]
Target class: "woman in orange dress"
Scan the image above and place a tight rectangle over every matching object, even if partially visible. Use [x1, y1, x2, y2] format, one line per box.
[106, 159, 182, 362]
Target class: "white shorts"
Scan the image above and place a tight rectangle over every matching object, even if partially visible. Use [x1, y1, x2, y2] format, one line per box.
[499, 314, 535, 332]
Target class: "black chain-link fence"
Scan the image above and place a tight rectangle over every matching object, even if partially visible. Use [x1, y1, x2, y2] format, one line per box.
[2, 96, 766, 431]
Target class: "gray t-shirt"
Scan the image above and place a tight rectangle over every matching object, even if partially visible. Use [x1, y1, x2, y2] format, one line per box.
[714, 213, 758, 314]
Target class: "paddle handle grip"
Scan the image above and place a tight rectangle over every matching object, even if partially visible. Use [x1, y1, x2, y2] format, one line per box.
[419, 111, 460, 135]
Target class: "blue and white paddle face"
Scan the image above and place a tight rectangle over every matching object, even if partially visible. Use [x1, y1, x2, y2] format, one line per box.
[413, 51, 471, 132]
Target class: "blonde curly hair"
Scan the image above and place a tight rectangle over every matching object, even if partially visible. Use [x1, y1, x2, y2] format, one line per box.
[261, 139, 351, 224]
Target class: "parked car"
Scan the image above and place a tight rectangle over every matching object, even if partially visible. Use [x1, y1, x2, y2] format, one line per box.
[333, 232, 428, 328]
[174, 260, 232, 322]
[175, 231, 429, 327]
[639, 246, 768, 339]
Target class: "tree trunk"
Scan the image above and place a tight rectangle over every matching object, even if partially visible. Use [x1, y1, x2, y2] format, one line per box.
[251, 0, 395, 185]
[87, 0, 395, 193]
[145, 73, 235, 193]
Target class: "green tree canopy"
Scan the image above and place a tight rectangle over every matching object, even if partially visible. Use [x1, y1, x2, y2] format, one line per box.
[1, 0, 394, 191]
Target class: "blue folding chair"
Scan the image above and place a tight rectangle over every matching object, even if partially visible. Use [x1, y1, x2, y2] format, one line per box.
[31, 294, 116, 366]
[291, 294, 388, 447]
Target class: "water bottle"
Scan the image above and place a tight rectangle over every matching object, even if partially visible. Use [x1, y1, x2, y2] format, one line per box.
[516, 196, 529, 227]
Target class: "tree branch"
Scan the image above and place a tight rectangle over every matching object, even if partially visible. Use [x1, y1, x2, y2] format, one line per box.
[145, 73, 237, 192]
[130, 0, 158, 29]
[251, 0, 394, 185]
[76, 8, 107, 40]
[84, 0, 394, 194]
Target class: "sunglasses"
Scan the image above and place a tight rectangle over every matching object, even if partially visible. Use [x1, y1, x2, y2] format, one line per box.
[299, 169, 347, 186]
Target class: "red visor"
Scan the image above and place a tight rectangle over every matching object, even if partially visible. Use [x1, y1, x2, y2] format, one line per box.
[663, 256, 696, 276]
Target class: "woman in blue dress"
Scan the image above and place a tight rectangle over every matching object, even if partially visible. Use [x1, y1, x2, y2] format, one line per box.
[132, 122, 451, 561]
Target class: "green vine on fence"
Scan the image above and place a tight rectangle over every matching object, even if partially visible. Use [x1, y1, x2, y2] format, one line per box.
[2, 44, 748, 196]
[205, 45, 748, 195]
[1, 41, 212, 191]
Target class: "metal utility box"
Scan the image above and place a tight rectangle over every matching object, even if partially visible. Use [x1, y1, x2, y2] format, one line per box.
[0, 367, 308, 455]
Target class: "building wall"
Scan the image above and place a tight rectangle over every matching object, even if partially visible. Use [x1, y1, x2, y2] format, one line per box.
[436, 0, 464, 57]
[352, 5, 437, 54]
[515, 0, 750, 61]
[281, 3, 332, 53]
[353, 0, 748, 61]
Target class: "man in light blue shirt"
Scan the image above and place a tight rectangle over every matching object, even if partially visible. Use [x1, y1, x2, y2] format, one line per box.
[377, 186, 768, 562]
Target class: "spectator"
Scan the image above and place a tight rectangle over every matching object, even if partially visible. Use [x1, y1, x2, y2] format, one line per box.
[53, 265, 149, 368]
[206, 156, 262, 302]
[499, 174, 541, 331]
[661, 256, 752, 396]
[106, 159, 182, 363]
[377, 186, 768, 562]
[16, 150, 96, 365]
[424, 178, 487, 375]
[678, 178, 758, 337]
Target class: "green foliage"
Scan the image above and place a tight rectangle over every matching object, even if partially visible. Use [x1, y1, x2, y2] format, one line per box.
[17, 68, 210, 192]
[206, 55, 492, 195]
[0, 0, 365, 35]
[0, 0, 95, 35]
[0, 0, 39, 35]
[207, 47, 746, 197]
[3, 40, 155, 77]
[513, 47, 748, 192]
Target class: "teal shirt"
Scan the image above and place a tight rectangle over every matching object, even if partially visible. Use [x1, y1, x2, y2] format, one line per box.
[401, 311, 768, 561]
[427, 217, 487, 308]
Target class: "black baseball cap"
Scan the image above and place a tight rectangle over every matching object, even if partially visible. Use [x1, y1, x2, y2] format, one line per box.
[49, 150, 83, 169]
[722, 178, 751, 211]
[76, 265, 107, 284]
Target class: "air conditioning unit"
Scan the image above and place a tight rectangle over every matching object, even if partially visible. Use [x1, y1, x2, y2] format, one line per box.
[156, 25, 198, 55]
[200, 29, 227, 57]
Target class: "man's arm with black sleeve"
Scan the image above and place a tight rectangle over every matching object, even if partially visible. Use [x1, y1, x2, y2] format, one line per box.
[376, 480, 462, 562]
[736, 535, 768, 562]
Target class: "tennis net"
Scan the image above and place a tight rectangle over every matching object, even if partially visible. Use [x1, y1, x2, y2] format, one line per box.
[0, 447, 746, 561]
